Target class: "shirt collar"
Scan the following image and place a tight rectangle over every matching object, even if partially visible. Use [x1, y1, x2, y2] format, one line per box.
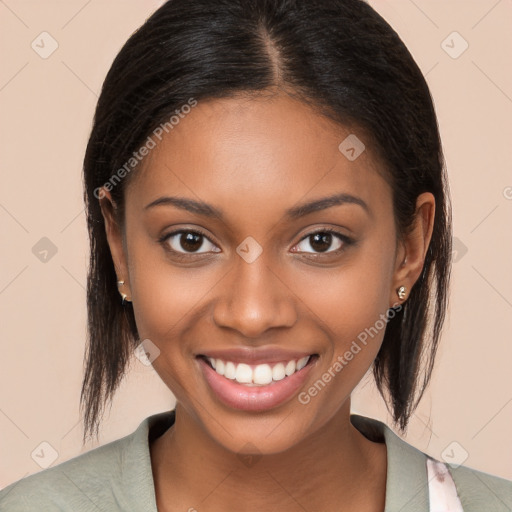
[351, 414, 429, 510]
[125, 410, 429, 511]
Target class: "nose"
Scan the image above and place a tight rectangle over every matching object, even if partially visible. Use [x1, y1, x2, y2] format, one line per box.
[212, 255, 298, 339]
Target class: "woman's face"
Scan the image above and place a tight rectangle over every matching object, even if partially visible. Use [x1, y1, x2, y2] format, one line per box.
[101, 92, 433, 454]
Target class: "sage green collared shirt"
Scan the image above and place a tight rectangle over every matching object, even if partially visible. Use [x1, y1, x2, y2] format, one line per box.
[1, 410, 511, 511]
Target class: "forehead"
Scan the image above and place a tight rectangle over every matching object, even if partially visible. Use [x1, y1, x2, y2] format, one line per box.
[126, 93, 391, 224]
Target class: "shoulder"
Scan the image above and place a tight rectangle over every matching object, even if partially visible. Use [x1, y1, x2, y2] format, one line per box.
[0, 411, 170, 512]
[0, 436, 129, 511]
[351, 414, 512, 511]
[448, 462, 512, 511]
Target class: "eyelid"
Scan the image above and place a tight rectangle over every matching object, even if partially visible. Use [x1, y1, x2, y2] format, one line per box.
[158, 228, 220, 255]
[292, 227, 353, 254]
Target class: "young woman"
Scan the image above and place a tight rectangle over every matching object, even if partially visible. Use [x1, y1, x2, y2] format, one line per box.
[1, 0, 511, 510]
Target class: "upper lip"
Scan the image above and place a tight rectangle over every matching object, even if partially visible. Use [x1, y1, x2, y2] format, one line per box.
[196, 347, 317, 365]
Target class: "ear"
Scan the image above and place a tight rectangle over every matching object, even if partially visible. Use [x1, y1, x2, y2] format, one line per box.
[98, 187, 131, 301]
[390, 192, 435, 307]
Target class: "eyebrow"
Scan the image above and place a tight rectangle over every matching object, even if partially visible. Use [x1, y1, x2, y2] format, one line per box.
[144, 192, 369, 220]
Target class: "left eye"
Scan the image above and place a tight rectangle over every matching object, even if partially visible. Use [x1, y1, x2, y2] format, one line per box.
[162, 230, 220, 254]
[293, 230, 348, 254]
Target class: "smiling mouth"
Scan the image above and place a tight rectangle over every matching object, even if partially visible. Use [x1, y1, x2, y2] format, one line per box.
[197, 354, 318, 387]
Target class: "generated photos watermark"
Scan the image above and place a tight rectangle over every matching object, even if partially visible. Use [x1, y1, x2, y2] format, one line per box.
[298, 302, 403, 405]
[94, 97, 198, 199]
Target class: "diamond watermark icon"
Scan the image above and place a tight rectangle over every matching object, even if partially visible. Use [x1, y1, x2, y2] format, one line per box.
[134, 338, 160, 366]
[31, 31, 59, 59]
[452, 237, 468, 263]
[441, 441, 469, 468]
[441, 31, 468, 59]
[31, 441, 59, 469]
[237, 442, 263, 468]
[338, 134, 365, 161]
[236, 236, 263, 264]
[32, 237, 58, 263]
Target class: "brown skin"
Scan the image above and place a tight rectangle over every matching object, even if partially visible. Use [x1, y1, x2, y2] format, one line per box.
[99, 91, 435, 511]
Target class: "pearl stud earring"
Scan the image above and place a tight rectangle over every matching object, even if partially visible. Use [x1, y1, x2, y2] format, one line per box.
[117, 280, 131, 304]
[397, 286, 407, 300]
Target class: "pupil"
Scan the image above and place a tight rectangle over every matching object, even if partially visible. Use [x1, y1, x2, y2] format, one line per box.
[311, 233, 331, 253]
[181, 233, 202, 252]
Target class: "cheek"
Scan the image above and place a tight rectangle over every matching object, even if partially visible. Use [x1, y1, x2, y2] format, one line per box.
[328, 273, 390, 342]
[126, 230, 209, 349]
[130, 265, 215, 350]
[294, 250, 394, 420]
[128, 254, 213, 400]
[124, 215, 214, 336]
[305, 249, 394, 340]
[300, 239, 395, 382]
[132, 272, 198, 331]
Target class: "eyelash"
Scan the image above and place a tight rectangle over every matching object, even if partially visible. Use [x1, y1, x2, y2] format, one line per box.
[158, 227, 354, 261]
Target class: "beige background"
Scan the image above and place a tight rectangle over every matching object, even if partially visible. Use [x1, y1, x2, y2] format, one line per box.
[1, 0, 511, 488]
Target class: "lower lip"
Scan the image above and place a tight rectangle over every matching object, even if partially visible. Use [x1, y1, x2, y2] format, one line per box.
[197, 356, 317, 412]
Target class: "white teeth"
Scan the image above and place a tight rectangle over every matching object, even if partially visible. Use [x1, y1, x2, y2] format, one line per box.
[253, 364, 273, 385]
[235, 363, 253, 383]
[296, 356, 309, 370]
[206, 355, 312, 385]
[215, 359, 225, 376]
[285, 360, 296, 376]
[272, 363, 286, 381]
[224, 361, 236, 379]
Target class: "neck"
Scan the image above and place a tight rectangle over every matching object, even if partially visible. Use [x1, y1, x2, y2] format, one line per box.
[150, 401, 387, 512]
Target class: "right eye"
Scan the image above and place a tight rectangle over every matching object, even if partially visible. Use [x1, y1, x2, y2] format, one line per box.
[159, 229, 221, 256]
